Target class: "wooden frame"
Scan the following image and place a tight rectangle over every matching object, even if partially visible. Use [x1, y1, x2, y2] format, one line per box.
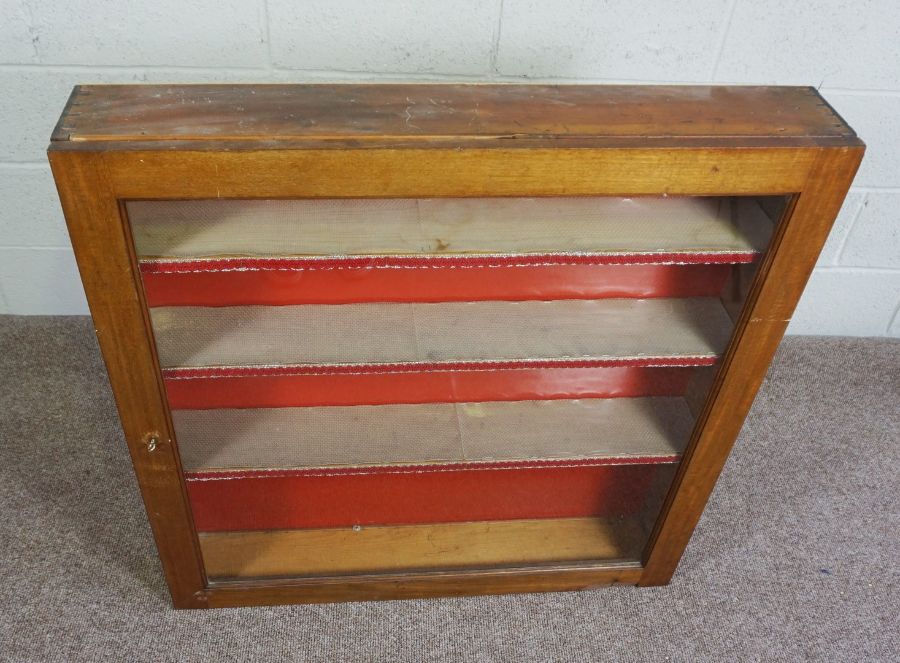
[48, 85, 863, 608]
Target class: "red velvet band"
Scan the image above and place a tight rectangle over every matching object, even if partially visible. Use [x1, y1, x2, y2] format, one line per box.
[186, 460, 677, 532]
[163, 361, 711, 409]
[141, 258, 738, 307]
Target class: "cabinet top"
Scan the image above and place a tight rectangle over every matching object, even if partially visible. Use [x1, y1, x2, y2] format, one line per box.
[51, 84, 858, 149]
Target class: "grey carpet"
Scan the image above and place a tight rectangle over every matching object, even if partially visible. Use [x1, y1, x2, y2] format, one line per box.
[0, 316, 897, 662]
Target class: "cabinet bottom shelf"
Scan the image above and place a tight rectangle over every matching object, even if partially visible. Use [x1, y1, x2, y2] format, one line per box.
[200, 516, 650, 580]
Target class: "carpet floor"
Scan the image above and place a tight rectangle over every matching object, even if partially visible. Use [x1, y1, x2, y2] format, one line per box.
[0, 316, 897, 662]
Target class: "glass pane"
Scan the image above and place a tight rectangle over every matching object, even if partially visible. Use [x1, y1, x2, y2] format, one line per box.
[127, 195, 783, 581]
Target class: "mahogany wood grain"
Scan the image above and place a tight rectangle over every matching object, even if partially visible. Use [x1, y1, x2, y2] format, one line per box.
[47, 84, 863, 608]
[640, 147, 864, 585]
[203, 564, 643, 608]
[47, 151, 208, 608]
[94, 147, 819, 198]
[201, 517, 646, 578]
[53, 85, 852, 144]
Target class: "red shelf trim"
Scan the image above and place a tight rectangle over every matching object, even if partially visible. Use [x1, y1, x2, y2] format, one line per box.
[140, 252, 757, 274]
[162, 356, 717, 380]
[185, 454, 681, 482]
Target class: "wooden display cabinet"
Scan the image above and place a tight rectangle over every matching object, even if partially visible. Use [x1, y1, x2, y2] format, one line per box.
[48, 84, 863, 609]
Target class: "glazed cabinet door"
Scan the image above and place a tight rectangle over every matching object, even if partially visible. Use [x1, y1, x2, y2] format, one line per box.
[124, 194, 783, 582]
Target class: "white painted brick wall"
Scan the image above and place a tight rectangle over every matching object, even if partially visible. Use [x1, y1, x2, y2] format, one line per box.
[268, 0, 500, 74]
[29, 1, 268, 67]
[0, 0, 897, 336]
[496, 0, 733, 80]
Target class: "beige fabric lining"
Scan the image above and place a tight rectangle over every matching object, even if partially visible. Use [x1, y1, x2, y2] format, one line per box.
[174, 397, 694, 471]
[150, 298, 734, 369]
[128, 197, 771, 259]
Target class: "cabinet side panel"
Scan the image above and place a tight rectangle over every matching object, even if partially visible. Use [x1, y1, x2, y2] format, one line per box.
[47, 150, 208, 608]
[640, 146, 864, 586]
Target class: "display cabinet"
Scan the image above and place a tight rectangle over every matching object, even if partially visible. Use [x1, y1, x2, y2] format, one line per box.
[48, 84, 863, 608]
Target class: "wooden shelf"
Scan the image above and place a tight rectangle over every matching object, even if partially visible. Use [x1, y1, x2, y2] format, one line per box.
[175, 397, 692, 472]
[134, 197, 771, 307]
[130, 196, 770, 260]
[200, 517, 647, 579]
[151, 297, 734, 369]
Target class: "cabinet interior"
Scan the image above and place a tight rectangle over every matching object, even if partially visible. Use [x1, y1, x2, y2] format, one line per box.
[128, 194, 786, 581]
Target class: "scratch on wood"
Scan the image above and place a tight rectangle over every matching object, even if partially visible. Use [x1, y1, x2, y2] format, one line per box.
[404, 97, 421, 130]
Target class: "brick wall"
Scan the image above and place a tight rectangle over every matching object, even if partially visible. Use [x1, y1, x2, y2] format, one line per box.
[1, 0, 897, 335]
